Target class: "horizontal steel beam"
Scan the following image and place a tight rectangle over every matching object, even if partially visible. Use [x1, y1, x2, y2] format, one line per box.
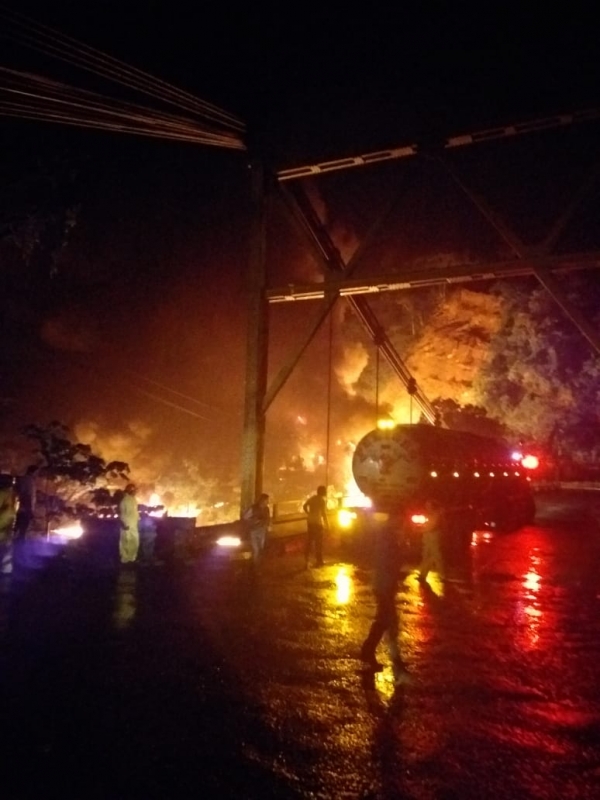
[276, 108, 600, 181]
[267, 252, 600, 302]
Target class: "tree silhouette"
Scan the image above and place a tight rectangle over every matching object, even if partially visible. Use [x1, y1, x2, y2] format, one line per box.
[22, 420, 129, 527]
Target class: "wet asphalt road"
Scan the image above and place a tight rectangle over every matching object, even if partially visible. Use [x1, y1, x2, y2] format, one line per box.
[2, 489, 600, 799]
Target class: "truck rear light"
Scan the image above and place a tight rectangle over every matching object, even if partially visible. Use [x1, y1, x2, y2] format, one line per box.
[521, 454, 539, 470]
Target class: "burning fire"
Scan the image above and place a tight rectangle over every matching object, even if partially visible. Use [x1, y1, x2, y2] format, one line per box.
[146, 491, 208, 523]
[343, 477, 372, 509]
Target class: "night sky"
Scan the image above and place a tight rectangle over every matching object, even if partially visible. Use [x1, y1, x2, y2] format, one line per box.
[4, 2, 600, 163]
[1, 1, 599, 496]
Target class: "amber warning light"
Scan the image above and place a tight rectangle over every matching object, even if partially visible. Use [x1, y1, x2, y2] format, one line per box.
[521, 454, 539, 470]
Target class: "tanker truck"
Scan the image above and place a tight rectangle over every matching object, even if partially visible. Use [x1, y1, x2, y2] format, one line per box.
[349, 423, 536, 555]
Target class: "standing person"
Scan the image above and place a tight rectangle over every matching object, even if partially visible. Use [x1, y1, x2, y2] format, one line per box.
[138, 508, 158, 565]
[14, 465, 37, 541]
[0, 474, 17, 575]
[360, 516, 411, 686]
[418, 497, 445, 583]
[118, 483, 140, 565]
[242, 492, 271, 563]
[302, 485, 329, 568]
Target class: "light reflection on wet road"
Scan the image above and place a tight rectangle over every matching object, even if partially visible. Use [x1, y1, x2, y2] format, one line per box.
[2, 489, 600, 798]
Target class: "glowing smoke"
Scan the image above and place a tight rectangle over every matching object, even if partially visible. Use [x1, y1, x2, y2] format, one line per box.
[333, 341, 369, 396]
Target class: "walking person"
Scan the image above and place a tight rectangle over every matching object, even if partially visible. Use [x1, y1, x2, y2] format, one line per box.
[302, 485, 329, 568]
[417, 497, 445, 583]
[242, 492, 271, 563]
[118, 483, 140, 565]
[360, 516, 411, 686]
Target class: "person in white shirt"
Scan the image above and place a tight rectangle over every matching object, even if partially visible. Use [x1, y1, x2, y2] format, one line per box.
[302, 485, 329, 568]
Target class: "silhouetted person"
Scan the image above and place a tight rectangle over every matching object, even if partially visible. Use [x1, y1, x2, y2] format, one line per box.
[14, 465, 37, 540]
[418, 498, 445, 582]
[360, 516, 411, 686]
[118, 483, 140, 565]
[242, 492, 270, 563]
[302, 485, 329, 568]
[139, 509, 158, 565]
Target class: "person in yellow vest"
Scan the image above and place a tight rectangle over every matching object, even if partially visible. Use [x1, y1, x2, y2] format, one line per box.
[118, 483, 140, 565]
[0, 473, 17, 575]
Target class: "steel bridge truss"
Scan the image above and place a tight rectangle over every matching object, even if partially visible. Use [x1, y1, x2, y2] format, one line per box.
[240, 113, 600, 507]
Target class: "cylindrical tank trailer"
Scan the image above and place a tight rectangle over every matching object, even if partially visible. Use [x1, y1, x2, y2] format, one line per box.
[351, 424, 536, 543]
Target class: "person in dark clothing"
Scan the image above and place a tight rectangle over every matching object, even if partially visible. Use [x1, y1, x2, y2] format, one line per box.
[302, 485, 329, 568]
[138, 509, 158, 565]
[14, 465, 37, 540]
[242, 492, 271, 563]
[418, 497, 446, 582]
[360, 515, 411, 686]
